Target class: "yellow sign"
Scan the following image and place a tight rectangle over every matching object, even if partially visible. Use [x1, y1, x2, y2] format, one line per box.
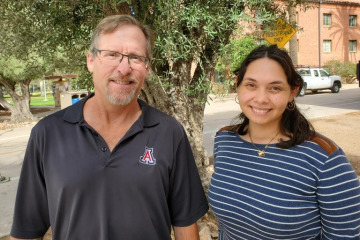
[263, 18, 296, 48]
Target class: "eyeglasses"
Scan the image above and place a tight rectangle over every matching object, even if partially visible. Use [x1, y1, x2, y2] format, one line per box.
[92, 48, 150, 69]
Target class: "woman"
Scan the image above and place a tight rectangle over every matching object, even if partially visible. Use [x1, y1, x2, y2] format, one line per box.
[209, 45, 360, 240]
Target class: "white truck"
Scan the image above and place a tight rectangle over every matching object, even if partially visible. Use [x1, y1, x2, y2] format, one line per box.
[296, 67, 342, 96]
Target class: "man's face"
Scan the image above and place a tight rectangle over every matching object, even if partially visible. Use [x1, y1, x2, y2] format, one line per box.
[87, 25, 150, 106]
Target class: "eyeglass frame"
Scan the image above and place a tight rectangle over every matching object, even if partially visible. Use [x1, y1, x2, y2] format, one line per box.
[91, 48, 151, 69]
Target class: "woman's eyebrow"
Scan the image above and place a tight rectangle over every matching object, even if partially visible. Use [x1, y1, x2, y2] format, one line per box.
[243, 77, 257, 82]
[269, 80, 286, 85]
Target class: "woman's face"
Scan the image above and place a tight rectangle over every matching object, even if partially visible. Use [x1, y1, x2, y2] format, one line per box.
[237, 57, 298, 129]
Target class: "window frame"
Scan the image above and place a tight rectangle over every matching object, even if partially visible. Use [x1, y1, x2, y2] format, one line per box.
[323, 13, 332, 26]
[349, 40, 357, 52]
[349, 15, 357, 27]
[323, 40, 332, 53]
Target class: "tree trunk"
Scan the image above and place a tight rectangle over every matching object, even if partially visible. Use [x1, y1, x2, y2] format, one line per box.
[0, 87, 7, 110]
[142, 74, 209, 167]
[288, 1, 298, 65]
[141, 61, 217, 238]
[141, 60, 217, 194]
[0, 79, 34, 122]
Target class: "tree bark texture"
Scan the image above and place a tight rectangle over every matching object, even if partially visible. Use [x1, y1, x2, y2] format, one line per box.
[0, 77, 34, 122]
[141, 68, 209, 168]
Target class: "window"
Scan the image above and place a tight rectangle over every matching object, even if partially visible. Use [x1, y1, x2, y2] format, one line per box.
[323, 40, 332, 52]
[349, 40, 357, 52]
[349, 15, 357, 27]
[298, 69, 310, 76]
[323, 14, 331, 26]
[319, 70, 329, 77]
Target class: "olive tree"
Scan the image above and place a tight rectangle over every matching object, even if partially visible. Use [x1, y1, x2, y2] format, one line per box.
[1, 0, 308, 176]
[0, 57, 43, 122]
[2, 0, 309, 237]
[0, 1, 70, 122]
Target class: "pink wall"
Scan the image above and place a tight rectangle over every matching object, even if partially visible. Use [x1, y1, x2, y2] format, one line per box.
[294, 1, 360, 66]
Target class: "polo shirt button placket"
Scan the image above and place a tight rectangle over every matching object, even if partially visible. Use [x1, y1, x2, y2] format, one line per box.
[101, 147, 107, 152]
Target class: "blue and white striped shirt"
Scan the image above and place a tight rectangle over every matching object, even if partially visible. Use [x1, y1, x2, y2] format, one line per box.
[209, 130, 360, 240]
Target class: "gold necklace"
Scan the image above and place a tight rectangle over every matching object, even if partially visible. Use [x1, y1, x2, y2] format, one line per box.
[248, 131, 279, 157]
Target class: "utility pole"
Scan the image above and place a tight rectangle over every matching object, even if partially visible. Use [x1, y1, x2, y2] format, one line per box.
[43, 75, 47, 101]
[288, 0, 298, 65]
[318, 0, 322, 68]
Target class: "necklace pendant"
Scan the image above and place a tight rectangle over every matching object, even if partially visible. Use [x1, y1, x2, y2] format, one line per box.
[258, 150, 265, 157]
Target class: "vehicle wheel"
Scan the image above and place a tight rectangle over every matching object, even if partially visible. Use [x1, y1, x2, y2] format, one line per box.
[311, 90, 318, 93]
[331, 82, 340, 93]
[299, 84, 306, 96]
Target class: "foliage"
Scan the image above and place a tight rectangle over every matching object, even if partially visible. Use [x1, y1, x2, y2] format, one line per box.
[0, 1, 75, 120]
[0, 2, 68, 74]
[0, 0, 309, 100]
[0, 56, 45, 82]
[216, 34, 259, 82]
[2, 0, 303, 93]
[0, 0, 308, 158]
[324, 60, 357, 83]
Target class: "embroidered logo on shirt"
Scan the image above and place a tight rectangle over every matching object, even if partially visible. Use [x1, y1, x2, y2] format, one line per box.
[139, 147, 156, 165]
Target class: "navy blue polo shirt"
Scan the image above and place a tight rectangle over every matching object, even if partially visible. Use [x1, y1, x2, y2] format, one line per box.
[11, 94, 209, 240]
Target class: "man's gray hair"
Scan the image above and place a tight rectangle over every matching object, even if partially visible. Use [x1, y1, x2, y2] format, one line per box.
[90, 15, 154, 59]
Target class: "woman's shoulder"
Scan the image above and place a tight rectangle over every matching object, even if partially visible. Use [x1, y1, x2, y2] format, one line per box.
[215, 125, 241, 143]
[217, 124, 241, 133]
[307, 132, 339, 155]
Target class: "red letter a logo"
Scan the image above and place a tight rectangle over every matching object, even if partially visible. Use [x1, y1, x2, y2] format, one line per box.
[139, 147, 156, 165]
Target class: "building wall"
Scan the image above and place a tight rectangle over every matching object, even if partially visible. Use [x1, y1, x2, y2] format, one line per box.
[295, 0, 360, 66]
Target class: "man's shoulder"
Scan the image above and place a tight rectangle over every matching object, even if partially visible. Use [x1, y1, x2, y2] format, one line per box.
[140, 100, 183, 129]
[33, 106, 75, 132]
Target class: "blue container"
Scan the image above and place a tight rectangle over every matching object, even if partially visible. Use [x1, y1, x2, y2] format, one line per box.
[72, 98, 80, 104]
[71, 94, 80, 104]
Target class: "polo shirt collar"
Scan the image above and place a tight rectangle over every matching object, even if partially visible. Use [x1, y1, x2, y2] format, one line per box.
[137, 99, 160, 127]
[63, 93, 160, 128]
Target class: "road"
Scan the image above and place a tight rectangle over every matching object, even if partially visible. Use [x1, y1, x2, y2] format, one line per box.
[0, 84, 359, 238]
[296, 88, 360, 110]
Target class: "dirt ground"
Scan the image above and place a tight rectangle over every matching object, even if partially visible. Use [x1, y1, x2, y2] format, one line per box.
[310, 111, 360, 176]
[0, 108, 55, 130]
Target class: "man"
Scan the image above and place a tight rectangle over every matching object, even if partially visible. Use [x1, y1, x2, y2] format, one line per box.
[11, 15, 208, 240]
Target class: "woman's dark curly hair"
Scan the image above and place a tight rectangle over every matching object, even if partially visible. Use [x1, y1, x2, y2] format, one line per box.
[233, 44, 314, 148]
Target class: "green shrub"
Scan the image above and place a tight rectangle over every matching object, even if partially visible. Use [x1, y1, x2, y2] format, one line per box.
[213, 35, 259, 95]
[216, 34, 259, 81]
[324, 60, 357, 83]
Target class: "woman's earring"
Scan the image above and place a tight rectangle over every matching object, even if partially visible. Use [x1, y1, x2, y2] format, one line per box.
[287, 100, 295, 110]
[235, 95, 239, 104]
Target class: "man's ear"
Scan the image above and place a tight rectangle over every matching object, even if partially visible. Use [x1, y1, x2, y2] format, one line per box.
[86, 52, 94, 73]
[144, 63, 151, 78]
